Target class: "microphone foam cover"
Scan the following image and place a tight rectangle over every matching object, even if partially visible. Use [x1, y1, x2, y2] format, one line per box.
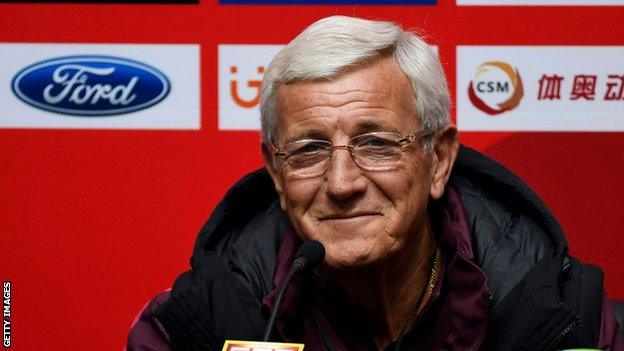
[295, 240, 325, 269]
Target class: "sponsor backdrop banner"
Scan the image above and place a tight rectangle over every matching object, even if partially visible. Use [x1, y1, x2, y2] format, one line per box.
[0, 1, 622, 351]
[0, 43, 200, 130]
[220, 0, 435, 3]
[0, 0, 198, 2]
[219, 45, 437, 131]
[457, 46, 624, 131]
[219, 44, 283, 130]
[458, 0, 624, 5]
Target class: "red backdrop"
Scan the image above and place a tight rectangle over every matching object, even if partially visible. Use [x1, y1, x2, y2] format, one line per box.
[1, 2, 623, 350]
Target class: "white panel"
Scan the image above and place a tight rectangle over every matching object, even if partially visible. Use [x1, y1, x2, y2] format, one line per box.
[217, 44, 439, 131]
[458, 0, 624, 5]
[218, 44, 284, 130]
[0, 43, 200, 130]
[457, 46, 624, 131]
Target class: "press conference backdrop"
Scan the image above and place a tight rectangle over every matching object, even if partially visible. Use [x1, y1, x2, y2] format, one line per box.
[0, 1, 623, 349]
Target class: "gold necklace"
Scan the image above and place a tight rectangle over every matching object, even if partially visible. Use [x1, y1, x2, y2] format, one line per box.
[426, 248, 439, 296]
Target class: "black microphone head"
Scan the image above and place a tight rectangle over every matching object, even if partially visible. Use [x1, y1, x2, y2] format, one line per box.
[294, 240, 325, 270]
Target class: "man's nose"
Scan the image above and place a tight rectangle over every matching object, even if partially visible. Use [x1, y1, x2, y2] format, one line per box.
[324, 146, 367, 200]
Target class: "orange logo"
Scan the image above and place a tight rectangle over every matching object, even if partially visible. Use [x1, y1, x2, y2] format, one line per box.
[230, 65, 264, 108]
[222, 340, 305, 351]
[468, 61, 523, 115]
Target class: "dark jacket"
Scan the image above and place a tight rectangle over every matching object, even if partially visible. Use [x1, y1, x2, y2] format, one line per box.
[126, 146, 623, 351]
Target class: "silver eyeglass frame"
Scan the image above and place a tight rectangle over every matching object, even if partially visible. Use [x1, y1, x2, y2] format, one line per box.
[270, 130, 434, 176]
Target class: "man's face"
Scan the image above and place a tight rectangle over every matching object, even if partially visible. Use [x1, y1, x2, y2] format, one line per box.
[267, 57, 452, 270]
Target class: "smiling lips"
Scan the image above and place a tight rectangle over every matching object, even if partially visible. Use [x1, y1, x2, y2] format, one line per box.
[320, 212, 381, 220]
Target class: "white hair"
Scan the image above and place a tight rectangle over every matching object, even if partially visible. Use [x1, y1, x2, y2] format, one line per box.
[260, 15, 450, 152]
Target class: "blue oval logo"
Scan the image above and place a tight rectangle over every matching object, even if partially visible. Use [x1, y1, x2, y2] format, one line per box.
[11, 56, 171, 116]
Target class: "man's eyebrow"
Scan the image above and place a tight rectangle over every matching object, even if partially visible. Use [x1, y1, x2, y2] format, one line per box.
[354, 120, 400, 134]
[284, 129, 328, 143]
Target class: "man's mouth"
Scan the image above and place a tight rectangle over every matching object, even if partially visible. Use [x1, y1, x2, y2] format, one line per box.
[320, 212, 381, 220]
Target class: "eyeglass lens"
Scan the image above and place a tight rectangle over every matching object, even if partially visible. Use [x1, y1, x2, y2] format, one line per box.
[284, 133, 406, 177]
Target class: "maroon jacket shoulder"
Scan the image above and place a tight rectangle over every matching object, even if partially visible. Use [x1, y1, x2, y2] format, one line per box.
[126, 290, 172, 351]
[599, 296, 624, 350]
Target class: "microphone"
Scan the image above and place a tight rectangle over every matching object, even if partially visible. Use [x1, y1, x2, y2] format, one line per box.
[262, 240, 325, 341]
[291, 240, 326, 273]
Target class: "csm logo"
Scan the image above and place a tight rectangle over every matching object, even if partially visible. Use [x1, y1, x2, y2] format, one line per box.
[219, 45, 284, 130]
[467, 61, 524, 115]
[12, 56, 170, 116]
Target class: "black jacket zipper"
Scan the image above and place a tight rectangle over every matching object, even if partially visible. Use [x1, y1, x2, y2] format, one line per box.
[548, 319, 581, 350]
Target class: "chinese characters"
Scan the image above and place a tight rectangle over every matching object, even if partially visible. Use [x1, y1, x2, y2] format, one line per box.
[537, 73, 624, 101]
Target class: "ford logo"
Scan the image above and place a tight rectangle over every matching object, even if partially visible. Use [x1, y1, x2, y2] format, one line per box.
[11, 56, 171, 116]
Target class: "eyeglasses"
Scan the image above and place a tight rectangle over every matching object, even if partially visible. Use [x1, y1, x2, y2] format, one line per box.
[272, 130, 433, 177]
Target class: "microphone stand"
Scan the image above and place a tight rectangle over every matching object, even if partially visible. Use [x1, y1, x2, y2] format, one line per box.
[262, 257, 307, 341]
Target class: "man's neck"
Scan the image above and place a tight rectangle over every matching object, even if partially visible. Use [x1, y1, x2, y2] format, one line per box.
[319, 222, 438, 350]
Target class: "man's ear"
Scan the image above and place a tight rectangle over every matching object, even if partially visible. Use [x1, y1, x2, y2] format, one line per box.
[262, 142, 287, 210]
[429, 123, 459, 200]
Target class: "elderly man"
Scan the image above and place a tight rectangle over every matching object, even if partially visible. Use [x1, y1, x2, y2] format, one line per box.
[127, 16, 622, 351]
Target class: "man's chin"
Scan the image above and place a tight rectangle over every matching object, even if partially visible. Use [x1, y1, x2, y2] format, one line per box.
[321, 245, 383, 271]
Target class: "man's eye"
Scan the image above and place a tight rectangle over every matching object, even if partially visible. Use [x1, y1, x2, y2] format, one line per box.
[358, 137, 397, 148]
[292, 142, 327, 155]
